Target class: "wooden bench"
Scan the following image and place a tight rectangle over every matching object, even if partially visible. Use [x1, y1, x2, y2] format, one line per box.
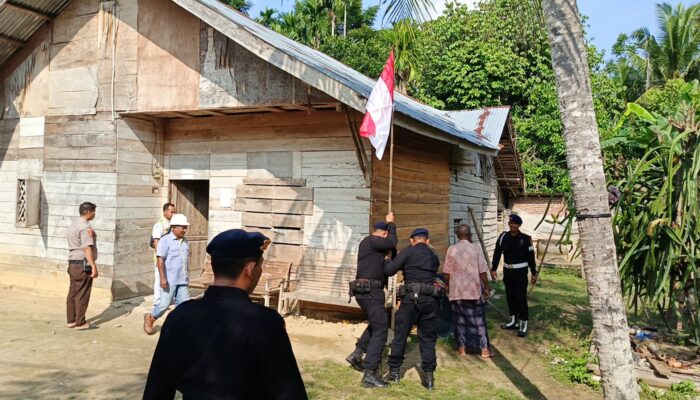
[189, 260, 298, 310]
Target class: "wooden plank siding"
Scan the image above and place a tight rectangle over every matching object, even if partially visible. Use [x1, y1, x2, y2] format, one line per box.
[112, 116, 165, 299]
[448, 149, 502, 259]
[164, 111, 371, 300]
[371, 128, 452, 263]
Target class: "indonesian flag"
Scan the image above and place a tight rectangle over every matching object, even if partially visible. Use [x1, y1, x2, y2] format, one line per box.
[359, 51, 395, 160]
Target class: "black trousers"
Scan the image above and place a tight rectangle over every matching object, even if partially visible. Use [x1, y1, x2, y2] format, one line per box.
[355, 291, 389, 371]
[503, 268, 528, 321]
[388, 295, 438, 373]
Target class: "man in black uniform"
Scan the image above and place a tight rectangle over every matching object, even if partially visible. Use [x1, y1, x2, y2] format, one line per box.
[383, 228, 441, 390]
[491, 214, 538, 338]
[143, 229, 307, 400]
[346, 212, 396, 388]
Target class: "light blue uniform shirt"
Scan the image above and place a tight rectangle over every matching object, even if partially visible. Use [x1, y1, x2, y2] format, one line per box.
[156, 232, 190, 286]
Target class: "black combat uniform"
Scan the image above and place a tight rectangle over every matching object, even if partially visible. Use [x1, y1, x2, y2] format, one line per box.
[349, 222, 397, 379]
[143, 229, 307, 400]
[491, 226, 537, 336]
[383, 228, 440, 389]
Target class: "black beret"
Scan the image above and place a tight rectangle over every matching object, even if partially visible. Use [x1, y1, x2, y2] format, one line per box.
[410, 227, 429, 238]
[206, 229, 270, 258]
[374, 221, 389, 230]
[509, 214, 523, 225]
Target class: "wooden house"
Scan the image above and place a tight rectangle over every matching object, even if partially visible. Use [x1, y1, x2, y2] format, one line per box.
[0, 0, 524, 307]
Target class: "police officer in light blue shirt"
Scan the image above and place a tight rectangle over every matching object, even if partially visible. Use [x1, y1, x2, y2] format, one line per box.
[144, 213, 190, 335]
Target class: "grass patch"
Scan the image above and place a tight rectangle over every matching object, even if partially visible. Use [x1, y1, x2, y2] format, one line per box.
[300, 360, 522, 400]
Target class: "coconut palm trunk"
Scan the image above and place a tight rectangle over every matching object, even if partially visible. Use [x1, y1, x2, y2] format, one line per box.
[540, 0, 638, 398]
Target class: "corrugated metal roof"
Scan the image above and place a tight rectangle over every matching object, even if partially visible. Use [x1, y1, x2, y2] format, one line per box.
[0, 0, 71, 67]
[181, 0, 499, 152]
[444, 106, 512, 146]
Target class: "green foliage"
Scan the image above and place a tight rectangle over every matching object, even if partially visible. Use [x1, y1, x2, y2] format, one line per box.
[547, 342, 600, 390]
[410, 0, 623, 193]
[223, 0, 252, 14]
[641, 381, 698, 400]
[609, 3, 700, 103]
[257, 0, 378, 48]
[320, 27, 389, 77]
[670, 380, 697, 396]
[611, 80, 700, 344]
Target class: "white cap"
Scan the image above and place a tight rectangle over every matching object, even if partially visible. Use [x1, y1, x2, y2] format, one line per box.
[170, 214, 189, 226]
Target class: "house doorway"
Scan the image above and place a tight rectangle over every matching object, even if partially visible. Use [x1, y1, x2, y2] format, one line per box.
[169, 180, 209, 281]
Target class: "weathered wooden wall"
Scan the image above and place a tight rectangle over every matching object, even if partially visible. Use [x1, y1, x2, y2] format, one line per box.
[112, 116, 164, 299]
[371, 129, 452, 261]
[164, 111, 370, 299]
[449, 149, 501, 259]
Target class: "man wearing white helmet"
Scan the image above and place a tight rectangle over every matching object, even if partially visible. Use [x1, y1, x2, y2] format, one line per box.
[144, 213, 191, 335]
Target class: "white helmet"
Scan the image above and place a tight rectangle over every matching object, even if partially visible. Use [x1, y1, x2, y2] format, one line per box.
[170, 214, 190, 226]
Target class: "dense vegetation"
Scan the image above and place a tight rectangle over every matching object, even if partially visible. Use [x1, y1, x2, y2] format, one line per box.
[231, 0, 700, 344]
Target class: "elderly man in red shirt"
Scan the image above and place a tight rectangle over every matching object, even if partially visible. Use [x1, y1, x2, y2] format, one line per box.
[443, 224, 493, 358]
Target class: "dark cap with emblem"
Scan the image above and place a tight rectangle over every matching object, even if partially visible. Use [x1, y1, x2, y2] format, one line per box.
[410, 227, 429, 238]
[508, 214, 523, 225]
[373, 221, 389, 231]
[206, 229, 271, 258]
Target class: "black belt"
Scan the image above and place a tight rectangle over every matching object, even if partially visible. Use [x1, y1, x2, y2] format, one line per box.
[354, 279, 384, 289]
[68, 260, 84, 264]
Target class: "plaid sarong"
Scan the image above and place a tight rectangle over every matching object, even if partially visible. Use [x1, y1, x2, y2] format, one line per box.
[451, 299, 489, 350]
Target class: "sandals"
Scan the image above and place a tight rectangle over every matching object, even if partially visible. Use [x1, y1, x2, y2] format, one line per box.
[75, 323, 96, 330]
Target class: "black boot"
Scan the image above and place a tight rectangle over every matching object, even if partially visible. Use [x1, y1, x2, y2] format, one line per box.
[361, 369, 390, 388]
[421, 372, 434, 390]
[386, 369, 401, 383]
[518, 320, 528, 337]
[345, 348, 365, 372]
[501, 315, 519, 330]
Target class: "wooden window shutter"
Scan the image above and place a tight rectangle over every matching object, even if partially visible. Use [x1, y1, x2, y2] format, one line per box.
[26, 179, 41, 227]
[16, 179, 41, 227]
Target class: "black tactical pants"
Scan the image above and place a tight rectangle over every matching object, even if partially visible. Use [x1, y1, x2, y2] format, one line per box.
[355, 289, 389, 371]
[388, 295, 439, 373]
[503, 267, 529, 321]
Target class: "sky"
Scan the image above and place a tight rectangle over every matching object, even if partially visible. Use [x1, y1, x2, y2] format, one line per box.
[248, 0, 698, 59]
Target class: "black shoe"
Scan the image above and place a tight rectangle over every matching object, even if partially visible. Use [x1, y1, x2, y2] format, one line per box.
[501, 322, 519, 330]
[501, 316, 519, 330]
[361, 369, 390, 388]
[386, 369, 401, 383]
[421, 372, 434, 390]
[518, 320, 528, 337]
[345, 352, 365, 372]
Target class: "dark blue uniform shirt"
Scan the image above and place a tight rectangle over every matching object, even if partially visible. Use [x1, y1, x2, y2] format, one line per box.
[143, 286, 307, 400]
[356, 222, 397, 282]
[383, 242, 439, 284]
[491, 231, 537, 275]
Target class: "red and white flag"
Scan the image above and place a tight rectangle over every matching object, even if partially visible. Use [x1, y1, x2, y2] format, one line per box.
[359, 51, 395, 160]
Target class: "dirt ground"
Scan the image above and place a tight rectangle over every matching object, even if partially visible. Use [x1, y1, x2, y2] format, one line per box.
[0, 286, 600, 399]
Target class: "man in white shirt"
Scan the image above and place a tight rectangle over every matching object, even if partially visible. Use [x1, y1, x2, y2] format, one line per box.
[151, 203, 175, 308]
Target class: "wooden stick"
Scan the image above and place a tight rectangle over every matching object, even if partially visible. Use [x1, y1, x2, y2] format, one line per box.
[528, 220, 557, 299]
[468, 207, 491, 266]
[388, 121, 394, 213]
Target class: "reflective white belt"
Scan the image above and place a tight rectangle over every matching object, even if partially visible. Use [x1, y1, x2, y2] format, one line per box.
[504, 262, 528, 269]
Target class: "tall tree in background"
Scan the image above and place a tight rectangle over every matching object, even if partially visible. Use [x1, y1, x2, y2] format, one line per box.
[611, 2, 700, 102]
[540, 0, 638, 398]
[382, 21, 420, 93]
[384, 0, 638, 397]
[224, 0, 252, 14]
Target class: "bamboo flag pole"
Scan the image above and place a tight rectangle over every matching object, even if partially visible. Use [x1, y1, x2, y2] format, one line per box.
[388, 121, 394, 212]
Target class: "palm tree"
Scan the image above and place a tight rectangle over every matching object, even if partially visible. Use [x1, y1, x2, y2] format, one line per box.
[652, 3, 700, 81]
[256, 7, 279, 27]
[540, 1, 638, 398]
[383, 0, 639, 397]
[382, 20, 420, 93]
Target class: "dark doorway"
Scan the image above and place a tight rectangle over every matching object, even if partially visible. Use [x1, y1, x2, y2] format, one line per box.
[169, 180, 209, 282]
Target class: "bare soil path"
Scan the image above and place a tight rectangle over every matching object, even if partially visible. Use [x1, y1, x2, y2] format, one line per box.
[0, 286, 600, 399]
